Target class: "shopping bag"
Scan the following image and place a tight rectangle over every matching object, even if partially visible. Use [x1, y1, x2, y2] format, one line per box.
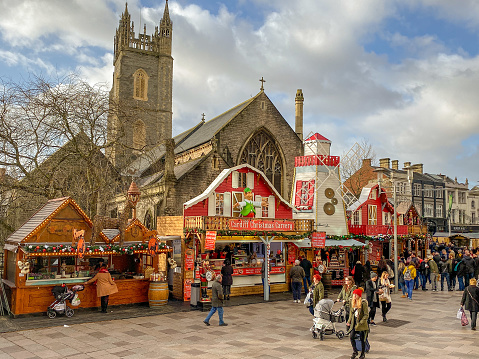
[457, 308, 463, 320]
[304, 292, 312, 306]
[461, 310, 469, 326]
[71, 293, 81, 306]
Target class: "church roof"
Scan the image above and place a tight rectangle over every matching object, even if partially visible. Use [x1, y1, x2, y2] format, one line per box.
[123, 92, 259, 177]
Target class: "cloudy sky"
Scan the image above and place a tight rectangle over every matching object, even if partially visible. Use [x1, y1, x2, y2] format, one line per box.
[0, 0, 478, 187]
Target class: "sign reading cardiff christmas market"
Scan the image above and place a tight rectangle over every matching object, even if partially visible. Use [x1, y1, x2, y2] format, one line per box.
[228, 218, 295, 231]
[311, 232, 326, 248]
[205, 231, 217, 250]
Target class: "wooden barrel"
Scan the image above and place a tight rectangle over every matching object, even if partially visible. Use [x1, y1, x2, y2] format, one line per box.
[148, 281, 168, 307]
[322, 272, 332, 290]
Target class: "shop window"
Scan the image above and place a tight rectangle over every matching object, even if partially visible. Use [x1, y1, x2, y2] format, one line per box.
[294, 180, 315, 209]
[368, 205, 377, 225]
[231, 171, 248, 189]
[216, 193, 224, 216]
[369, 189, 377, 200]
[383, 212, 391, 225]
[352, 211, 361, 225]
[436, 204, 443, 218]
[424, 203, 434, 217]
[232, 192, 244, 217]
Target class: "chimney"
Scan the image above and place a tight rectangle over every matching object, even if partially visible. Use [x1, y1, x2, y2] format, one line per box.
[391, 160, 398, 170]
[164, 138, 176, 182]
[403, 162, 411, 169]
[379, 158, 390, 169]
[362, 158, 372, 167]
[295, 89, 304, 142]
[412, 164, 423, 174]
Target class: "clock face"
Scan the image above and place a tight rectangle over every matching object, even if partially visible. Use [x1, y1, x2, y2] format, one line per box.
[318, 264, 325, 274]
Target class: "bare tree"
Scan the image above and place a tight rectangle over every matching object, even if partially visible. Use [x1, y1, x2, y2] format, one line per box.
[0, 74, 135, 243]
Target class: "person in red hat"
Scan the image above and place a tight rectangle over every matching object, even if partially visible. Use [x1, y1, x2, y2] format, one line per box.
[346, 287, 369, 359]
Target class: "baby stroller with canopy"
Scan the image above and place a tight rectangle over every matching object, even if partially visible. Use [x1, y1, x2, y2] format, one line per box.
[310, 298, 345, 340]
[47, 284, 84, 318]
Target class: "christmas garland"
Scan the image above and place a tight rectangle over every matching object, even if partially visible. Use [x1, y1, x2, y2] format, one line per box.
[23, 242, 169, 255]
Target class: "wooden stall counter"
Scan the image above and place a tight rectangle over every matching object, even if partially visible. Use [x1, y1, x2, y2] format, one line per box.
[7, 278, 150, 316]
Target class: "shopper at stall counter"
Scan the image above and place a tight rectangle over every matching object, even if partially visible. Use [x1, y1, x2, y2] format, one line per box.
[221, 259, 233, 300]
[84, 263, 118, 313]
[203, 274, 228, 326]
[290, 260, 305, 303]
[300, 256, 313, 295]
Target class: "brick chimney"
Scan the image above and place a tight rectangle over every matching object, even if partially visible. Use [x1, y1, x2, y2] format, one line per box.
[391, 160, 398, 170]
[412, 164, 423, 174]
[295, 89, 304, 142]
[379, 158, 390, 169]
[362, 159, 372, 167]
[403, 162, 411, 169]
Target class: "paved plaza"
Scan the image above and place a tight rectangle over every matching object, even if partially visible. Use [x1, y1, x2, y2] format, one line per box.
[0, 289, 477, 359]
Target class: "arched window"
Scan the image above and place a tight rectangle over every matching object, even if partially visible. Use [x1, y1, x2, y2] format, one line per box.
[239, 130, 283, 194]
[133, 120, 146, 153]
[133, 69, 149, 101]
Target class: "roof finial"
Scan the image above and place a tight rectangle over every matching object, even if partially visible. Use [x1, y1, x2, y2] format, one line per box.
[259, 76, 266, 91]
[201, 113, 206, 123]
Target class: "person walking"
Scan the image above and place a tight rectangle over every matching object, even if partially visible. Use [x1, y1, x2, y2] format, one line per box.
[377, 257, 388, 278]
[378, 271, 394, 322]
[456, 256, 467, 291]
[403, 260, 416, 300]
[84, 263, 118, 313]
[353, 261, 365, 289]
[463, 250, 475, 284]
[460, 278, 479, 330]
[221, 259, 233, 300]
[204, 274, 228, 326]
[449, 252, 457, 291]
[365, 272, 380, 326]
[428, 255, 439, 292]
[308, 274, 324, 315]
[346, 288, 369, 359]
[418, 256, 429, 291]
[300, 256, 313, 295]
[439, 255, 451, 291]
[410, 253, 420, 290]
[337, 276, 357, 323]
[290, 259, 305, 303]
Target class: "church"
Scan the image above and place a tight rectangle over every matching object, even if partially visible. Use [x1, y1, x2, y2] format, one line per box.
[107, 1, 305, 228]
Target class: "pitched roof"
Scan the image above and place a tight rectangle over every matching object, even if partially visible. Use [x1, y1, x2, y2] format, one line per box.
[5, 197, 92, 244]
[305, 133, 330, 142]
[183, 163, 294, 210]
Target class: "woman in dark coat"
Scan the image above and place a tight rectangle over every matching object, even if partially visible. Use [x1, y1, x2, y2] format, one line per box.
[221, 259, 234, 300]
[460, 278, 479, 330]
[365, 272, 380, 325]
[353, 261, 365, 289]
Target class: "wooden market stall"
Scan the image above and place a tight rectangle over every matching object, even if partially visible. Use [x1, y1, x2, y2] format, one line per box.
[182, 164, 314, 302]
[2, 197, 172, 315]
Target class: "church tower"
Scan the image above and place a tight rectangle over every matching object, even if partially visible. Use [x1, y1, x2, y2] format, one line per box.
[107, 1, 173, 168]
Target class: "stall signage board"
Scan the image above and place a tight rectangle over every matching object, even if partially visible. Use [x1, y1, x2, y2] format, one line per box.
[212, 266, 285, 276]
[287, 243, 298, 264]
[185, 251, 194, 271]
[183, 279, 192, 301]
[205, 231, 217, 250]
[311, 232, 326, 248]
[228, 218, 295, 232]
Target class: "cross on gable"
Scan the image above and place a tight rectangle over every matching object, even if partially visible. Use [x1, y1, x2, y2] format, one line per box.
[259, 76, 266, 91]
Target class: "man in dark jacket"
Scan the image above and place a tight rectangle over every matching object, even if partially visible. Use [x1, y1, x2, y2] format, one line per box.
[204, 274, 228, 326]
[290, 260, 305, 303]
[300, 256, 313, 295]
[365, 272, 380, 325]
[456, 259, 467, 291]
[462, 250, 475, 284]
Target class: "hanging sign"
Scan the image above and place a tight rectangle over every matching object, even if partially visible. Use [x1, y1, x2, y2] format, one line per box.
[148, 237, 158, 256]
[205, 231, 217, 250]
[311, 232, 326, 248]
[77, 237, 85, 259]
[287, 243, 298, 264]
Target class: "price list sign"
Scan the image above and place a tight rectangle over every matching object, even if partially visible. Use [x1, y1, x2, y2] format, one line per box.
[205, 231, 217, 250]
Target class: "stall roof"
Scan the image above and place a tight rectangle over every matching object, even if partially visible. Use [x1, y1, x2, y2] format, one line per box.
[4, 197, 92, 245]
[434, 232, 479, 239]
[295, 238, 366, 248]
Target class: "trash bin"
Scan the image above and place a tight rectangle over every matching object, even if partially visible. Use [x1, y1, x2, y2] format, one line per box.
[190, 282, 200, 307]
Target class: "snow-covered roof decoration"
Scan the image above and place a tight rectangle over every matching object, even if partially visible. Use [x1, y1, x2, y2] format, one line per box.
[183, 163, 294, 210]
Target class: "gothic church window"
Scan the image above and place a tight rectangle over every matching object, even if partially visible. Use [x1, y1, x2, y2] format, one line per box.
[239, 130, 283, 194]
[133, 120, 146, 153]
[133, 69, 149, 101]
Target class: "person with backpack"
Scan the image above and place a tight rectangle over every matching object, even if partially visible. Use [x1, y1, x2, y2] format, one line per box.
[428, 255, 439, 292]
[462, 250, 475, 284]
[438, 256, 451, 291]
[403, 260, 416, 300]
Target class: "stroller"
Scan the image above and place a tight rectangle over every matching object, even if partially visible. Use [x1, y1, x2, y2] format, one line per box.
[310, 299, 345, 340]
[47, 284, 84, 319]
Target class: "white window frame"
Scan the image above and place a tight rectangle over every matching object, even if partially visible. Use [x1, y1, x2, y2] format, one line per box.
[368, 205, 377, 225]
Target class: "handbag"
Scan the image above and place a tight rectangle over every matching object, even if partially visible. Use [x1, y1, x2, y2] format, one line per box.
[304, 291, 313, 306]
[387, 265, 394, 279]
[461, 309, 469, 326]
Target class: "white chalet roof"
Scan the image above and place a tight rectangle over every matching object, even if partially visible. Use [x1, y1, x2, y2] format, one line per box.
[347, 184, 376, 212]
[183, 164, 294, 210]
